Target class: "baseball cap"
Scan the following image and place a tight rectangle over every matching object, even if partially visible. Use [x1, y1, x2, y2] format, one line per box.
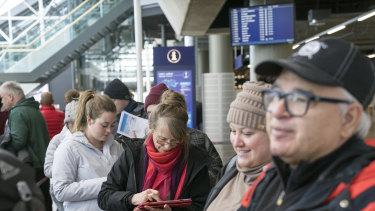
[255, 37, 375, 108]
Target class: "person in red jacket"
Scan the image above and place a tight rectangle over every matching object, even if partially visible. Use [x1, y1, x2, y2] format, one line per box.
[40, 92, 65, 140]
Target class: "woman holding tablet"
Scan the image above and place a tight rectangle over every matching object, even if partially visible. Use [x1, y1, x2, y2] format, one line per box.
[98, 103, 211, 211]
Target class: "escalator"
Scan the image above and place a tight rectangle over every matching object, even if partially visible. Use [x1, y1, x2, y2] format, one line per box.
[0, 0, 133, 84]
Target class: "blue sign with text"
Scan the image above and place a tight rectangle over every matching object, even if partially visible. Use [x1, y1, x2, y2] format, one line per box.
[153, 47, 196, 128]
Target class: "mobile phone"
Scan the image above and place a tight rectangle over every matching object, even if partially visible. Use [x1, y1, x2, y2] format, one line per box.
[136, 198, 192, 210]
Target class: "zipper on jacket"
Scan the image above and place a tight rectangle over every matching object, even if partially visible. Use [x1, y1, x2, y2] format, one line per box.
[276, 190, 285, 206]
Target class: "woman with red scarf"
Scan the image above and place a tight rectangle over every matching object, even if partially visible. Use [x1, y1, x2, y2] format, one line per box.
[98, 103, 211, 211]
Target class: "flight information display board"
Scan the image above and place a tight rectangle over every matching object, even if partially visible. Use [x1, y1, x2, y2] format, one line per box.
[230, 3, 294, 46]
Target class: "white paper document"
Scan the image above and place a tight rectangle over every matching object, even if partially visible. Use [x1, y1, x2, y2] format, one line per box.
[117, 111, 149, 138]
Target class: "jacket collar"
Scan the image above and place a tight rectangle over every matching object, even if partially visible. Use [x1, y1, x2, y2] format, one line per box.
[11, 97, 39, 111]
[271, 135, 374, 209]
[40, 105, 56, 110]
[72, 131, 114, 151]
[124, 99, 137, 113]
[274, 135, 372, 191]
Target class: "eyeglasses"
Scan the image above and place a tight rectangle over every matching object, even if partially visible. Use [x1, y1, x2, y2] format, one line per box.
[261, 89, 353, 117]
[155, 135, 181, 146]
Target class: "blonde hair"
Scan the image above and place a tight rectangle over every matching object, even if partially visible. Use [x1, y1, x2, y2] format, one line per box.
[73, 90, 116, 133]
[160, 90, 187, 110]
[149, 103, 189, 160]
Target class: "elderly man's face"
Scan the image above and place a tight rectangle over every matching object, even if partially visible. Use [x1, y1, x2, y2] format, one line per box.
[266, 70, 353, 168]
[0, 92, 14, 111]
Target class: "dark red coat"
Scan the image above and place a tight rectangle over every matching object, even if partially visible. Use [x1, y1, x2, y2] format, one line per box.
[40, 105, 64, 140]
[0, 110, 8, 135]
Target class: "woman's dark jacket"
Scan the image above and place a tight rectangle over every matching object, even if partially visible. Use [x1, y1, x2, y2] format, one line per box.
[97, 138, 211, 211]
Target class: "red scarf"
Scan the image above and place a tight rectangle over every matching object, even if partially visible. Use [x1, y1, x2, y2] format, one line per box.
[143, 135, 185, 200]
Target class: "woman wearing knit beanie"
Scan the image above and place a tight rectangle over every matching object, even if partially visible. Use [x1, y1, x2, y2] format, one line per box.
[203, 81, 272, 211]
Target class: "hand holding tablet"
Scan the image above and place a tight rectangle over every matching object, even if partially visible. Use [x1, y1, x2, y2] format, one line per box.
[135, 199, 192, 211]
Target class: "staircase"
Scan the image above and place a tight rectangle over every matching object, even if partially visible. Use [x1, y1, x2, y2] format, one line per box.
[0, 0, 133, 84]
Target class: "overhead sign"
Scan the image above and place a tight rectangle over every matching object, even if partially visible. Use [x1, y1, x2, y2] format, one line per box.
[153, 47, 196, 128]
[230, 3, 295, 46]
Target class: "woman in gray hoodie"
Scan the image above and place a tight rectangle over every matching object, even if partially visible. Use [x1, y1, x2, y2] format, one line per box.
[52, 90, 123, 211]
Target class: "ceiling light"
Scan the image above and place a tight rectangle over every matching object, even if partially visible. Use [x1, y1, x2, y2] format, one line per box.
[358, 11, 375, 21]
[327, 25, 346, 35]
[292, 44, 300, 50]
[305, 36, 320, 43]
[368, 54, 375, 58]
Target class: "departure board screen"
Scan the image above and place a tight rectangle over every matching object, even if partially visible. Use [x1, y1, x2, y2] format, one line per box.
[230, 3, 294, 46]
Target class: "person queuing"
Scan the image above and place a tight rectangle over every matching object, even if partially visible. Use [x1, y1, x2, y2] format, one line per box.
[0, 148, 46, 211]
[0, 81, 51, 210]
[63, 89, 80, 105]
[97, 103, 211, 210]
[239, 37, 375, 210]
[104, 78, 146, 136]
[40, 92, 65, 140]
[203, 81, 272, 211]
[157, 88, 223, 186]
[44, 99, 78, 211]
[52, 90, 123, 211]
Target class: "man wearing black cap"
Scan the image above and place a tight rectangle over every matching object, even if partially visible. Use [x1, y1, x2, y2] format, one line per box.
[239, 37, 375, 210]
[104, 79, 146, 135]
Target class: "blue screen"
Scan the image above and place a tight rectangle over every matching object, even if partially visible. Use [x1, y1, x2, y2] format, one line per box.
[230, 3, 294, 46]
[155, 70, 194, 128]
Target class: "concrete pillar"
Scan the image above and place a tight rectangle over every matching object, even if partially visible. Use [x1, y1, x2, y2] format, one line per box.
[161, 24, 166, 47]
[184, 36, 194, 47]
[249, 0, 293, 81]
[203, 33, 236, 164]
[208, 34, 233, 73]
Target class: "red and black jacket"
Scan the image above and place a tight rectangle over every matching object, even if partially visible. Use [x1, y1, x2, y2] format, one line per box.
[239, 135, 375, 211]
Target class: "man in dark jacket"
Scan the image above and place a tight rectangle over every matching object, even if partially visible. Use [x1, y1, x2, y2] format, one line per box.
[104, 78, 146, 136]
[0, 81, 51, 211]
[239, 37, 375, 210]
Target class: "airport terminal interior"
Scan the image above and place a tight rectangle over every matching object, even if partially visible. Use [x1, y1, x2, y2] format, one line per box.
[1, 0, 375, 163]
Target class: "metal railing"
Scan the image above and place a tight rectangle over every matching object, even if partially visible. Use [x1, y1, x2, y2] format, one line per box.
[0, 0, 123, 73]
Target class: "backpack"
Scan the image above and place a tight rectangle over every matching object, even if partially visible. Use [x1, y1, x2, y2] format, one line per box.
[0, 149, 45, 211]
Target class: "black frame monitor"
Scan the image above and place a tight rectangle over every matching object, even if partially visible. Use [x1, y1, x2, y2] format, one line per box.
[230, 3, 295, 46]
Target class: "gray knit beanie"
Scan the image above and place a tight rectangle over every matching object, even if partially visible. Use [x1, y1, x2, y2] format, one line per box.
[227, 81, 272, 131]
[64, 100, 78, 123]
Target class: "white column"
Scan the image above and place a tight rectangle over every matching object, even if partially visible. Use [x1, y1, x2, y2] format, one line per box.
[134, 0, 144, 102]
[204, 34, 236, 164]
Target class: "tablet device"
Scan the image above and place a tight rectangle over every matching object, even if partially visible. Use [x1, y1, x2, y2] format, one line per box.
[136, 199, 192, 210]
